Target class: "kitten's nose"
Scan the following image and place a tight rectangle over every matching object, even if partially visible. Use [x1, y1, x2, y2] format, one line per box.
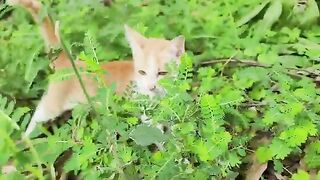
[149, 85, 156, 91]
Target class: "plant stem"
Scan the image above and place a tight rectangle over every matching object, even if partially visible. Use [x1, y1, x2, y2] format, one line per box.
[47, 13, 95, 110]
[200, 58, 320, 79]
[23, 136, 44, 180]
[200, 58, 268, 67]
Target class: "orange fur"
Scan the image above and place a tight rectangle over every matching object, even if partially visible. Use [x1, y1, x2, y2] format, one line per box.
[8, 0, 185, 136]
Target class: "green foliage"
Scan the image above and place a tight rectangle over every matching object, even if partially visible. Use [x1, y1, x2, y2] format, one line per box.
[1, 0, 320, 179]
[292, 170, 310, 180]
[304, 141, 320, 169]
[130, 125, 167, 146]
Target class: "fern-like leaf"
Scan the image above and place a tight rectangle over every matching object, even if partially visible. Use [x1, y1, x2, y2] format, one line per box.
[0, 94, 30, 132]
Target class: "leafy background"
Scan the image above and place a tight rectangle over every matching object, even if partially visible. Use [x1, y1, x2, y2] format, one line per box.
[1, 0, 320, 179]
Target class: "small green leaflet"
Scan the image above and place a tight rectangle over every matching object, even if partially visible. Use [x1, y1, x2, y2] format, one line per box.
[0, 95, 22, 130]
[269, 139, 292, 160]
[233, 67, 269, 89]
[303, 141, 320, 168]
[49, 68, 76, 82]
[194, 140, 210, 161]
[256, 147, 273, 163]
[273, 160, 283, 173]
[291, 170, 310, 180]
[263, 0, 282, 26]
[236, 0, 271, 27]
[279, 122, 316, 148]
[0, 110, 20, 131]
[130, 124, 167, 146]
[257, 51, 279, 65]
[64, 153, 81, 172]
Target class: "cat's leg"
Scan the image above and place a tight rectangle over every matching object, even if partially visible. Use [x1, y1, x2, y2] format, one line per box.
[25, 98, 57, 136]
[25, 83, 69, 136]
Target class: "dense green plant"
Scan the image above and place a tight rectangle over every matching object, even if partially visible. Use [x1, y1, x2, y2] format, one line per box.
[1, 0, 320, 179]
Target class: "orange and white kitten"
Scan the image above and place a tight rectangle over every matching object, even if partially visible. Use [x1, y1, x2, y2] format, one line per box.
[8, 0, 185, 136]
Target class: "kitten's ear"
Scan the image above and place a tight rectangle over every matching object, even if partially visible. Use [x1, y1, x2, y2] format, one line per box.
[170, 35, 185, 58]
[124, 25, 146, 54]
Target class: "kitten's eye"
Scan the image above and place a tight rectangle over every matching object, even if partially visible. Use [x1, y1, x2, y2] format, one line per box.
[158, 71, 168, 76]
[138, 70, 146, 75]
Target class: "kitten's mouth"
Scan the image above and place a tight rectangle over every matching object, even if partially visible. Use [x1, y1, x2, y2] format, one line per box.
[135, 85, 166, 97]
[151, 88, 166, 97]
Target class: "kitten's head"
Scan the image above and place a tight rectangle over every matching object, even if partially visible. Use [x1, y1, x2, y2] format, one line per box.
[125, 25, 185, 96]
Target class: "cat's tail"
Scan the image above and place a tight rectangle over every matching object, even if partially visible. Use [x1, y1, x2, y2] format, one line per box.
[7, 0, 69, 68]
[7, 0, 60, 49]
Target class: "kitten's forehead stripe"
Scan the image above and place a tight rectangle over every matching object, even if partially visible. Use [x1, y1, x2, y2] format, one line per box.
[142, 39, 170, 55]
[147, 56, 157, 74]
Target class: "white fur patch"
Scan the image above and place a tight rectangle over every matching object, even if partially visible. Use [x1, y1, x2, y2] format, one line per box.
[63, 101, 78, 111]
[6, 0, 20, 6]
[1, 165, 17, 174]
[25, 101, 57, 136]
[31, 103, 53, 123]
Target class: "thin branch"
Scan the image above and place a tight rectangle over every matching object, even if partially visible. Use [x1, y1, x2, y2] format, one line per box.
[200, 58, 269, 67]
[240, 102, 267, 107]
[283, 166, 293, 176]
[23, 136, 44, 180]
[220, 52, 239, 76]
[200, 58, 320, 78]
[287, 67, 320, 76]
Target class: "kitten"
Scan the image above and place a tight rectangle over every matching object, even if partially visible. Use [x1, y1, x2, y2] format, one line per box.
[7, 0, 185, 136]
